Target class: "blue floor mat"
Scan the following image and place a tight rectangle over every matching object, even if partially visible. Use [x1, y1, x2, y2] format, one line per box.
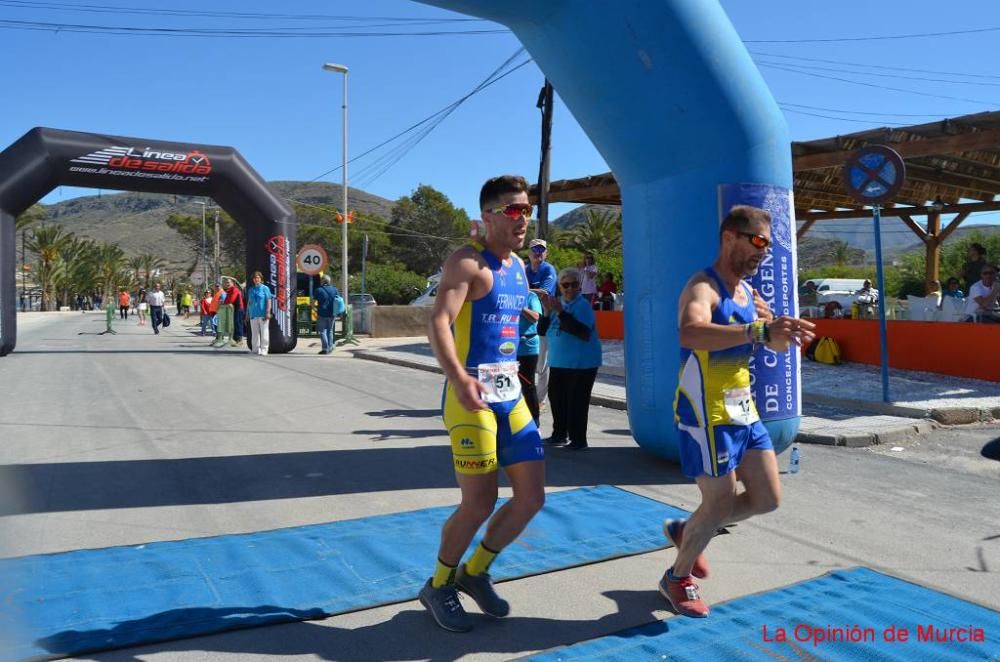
[0, 485, 687, 660]
[526, 567, 1000, 661]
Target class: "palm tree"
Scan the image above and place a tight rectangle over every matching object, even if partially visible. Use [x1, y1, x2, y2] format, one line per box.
[567, 208, 623, 253]
[135, 253, 166, 288]
[832, 241, 852, 267]
[25, 225, 71, 310]
[16, 203, 46, 232]
[93, 243, 127, 302]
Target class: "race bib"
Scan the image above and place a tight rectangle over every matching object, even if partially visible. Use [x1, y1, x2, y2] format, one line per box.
[477, 361, 521, 404]
[724, 387, 759, 425]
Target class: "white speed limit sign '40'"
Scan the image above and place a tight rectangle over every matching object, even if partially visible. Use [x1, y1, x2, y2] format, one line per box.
[296, 244, 328, 276]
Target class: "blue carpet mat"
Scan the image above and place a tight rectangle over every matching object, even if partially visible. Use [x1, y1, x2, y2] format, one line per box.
[0, 485, 687, 660]
[527, 567, 1000, 661]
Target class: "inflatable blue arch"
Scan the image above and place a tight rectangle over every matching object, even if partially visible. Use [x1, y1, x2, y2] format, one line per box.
[417, 0, 802, 458]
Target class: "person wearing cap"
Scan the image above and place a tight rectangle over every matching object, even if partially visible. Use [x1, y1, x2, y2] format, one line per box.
[525, 238, 558, 408]
[313, 274, 341, 354]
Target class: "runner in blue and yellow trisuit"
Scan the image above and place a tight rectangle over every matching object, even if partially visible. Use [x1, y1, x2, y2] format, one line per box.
[424, 174, 544, 632]
[664, 205, 815, 619]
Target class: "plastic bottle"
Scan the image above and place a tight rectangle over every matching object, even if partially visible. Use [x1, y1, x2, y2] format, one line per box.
[789, 445, 800, 474]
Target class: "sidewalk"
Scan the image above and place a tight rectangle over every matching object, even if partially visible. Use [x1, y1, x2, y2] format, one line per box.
[349, 337, 999, 447]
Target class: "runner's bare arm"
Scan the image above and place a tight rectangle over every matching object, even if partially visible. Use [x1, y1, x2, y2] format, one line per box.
[678, 278, 754, 351]
[428, 247, 488, 411]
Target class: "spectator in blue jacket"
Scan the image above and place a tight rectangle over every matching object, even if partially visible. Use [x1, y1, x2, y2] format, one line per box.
[246, 271, 273, 355]
[538, 267, 602, 450]
[517, 291, 543, 425]
[313, 275, 341, 355]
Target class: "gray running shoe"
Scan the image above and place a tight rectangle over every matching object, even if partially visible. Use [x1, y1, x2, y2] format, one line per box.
[454, 564, 510, 617]
[418, 579, 473, 632]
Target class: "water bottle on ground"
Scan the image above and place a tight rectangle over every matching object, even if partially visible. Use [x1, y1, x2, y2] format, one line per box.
[789, 445, 801, 474]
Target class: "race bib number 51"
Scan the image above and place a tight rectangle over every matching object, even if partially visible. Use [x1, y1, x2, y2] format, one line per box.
[477, 361, 521, 403]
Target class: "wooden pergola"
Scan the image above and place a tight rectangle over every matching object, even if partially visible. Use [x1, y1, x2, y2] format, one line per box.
[531, 110, 1000, 291]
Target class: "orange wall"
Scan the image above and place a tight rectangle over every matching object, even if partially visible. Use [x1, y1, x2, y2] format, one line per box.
[810, 319, 999, 382]
[594, 310, 624, 340]
[594, 312, 997, 382]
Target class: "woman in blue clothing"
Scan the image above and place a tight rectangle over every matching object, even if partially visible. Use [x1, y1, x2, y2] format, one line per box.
[246, 271, 273, 355]
[517, 290, 543, 425]
[538, 267, 602, 450]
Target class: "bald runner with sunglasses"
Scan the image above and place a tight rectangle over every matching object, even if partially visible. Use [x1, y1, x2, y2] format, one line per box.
[423, 174, 545, 632]
[662, 205, 815, 619]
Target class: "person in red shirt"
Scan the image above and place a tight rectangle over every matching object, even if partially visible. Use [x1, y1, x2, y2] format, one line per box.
[222, 278, 246, 346]
[597, 273, 618, 310]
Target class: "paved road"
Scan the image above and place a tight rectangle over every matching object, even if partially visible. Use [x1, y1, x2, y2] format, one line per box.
[1, 312, 998, 661]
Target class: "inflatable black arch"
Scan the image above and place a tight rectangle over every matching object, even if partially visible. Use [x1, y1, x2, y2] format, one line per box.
[0, 127, 297, 356]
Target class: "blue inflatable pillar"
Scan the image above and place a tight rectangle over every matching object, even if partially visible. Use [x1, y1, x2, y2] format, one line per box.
[415, 0, 800, 457]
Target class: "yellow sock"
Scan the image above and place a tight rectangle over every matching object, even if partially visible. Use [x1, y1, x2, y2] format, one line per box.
[432, 559, 457, 588]
[465, 542, 499, 576]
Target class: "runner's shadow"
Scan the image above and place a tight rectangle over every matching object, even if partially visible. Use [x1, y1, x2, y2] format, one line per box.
[83, 590, 669, 662]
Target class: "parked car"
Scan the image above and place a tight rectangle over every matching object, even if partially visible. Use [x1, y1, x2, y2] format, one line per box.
[349, 293, 377, 307]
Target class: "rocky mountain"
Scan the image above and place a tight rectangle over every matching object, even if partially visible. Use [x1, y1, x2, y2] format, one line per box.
[32, 182, 396, 273]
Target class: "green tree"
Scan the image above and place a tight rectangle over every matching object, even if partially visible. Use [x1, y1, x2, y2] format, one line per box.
[16, 203, 46, 232]
[25, 224, 71, 310]
[92, 243, 128, 302]
[136, 253, 166, 288]
[566, 208, 622, 253]
[390, 185, 469, 276]
[347, 262, 427, 305]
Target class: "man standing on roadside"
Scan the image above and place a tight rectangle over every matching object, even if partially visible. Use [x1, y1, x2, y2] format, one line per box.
[313, 275, 341, 355]
[422, 174, 545, 632]
[525, 238, 558, 408]
[147, 282, 166, 335]
[663, 205, 815, 618]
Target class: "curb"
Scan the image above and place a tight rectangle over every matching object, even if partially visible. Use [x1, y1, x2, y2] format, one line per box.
[352, 349, 975, 447]
[797, 419, 938, 447]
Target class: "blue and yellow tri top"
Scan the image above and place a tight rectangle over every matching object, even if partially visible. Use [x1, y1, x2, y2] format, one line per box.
[444, 243, 542, 474]
[453, 243, 528, 372]
[675, 267, 757, 430]
[674, 267, 770, 477]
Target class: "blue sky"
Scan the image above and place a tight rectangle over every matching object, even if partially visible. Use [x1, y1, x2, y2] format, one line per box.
[1, 0, 997, 235]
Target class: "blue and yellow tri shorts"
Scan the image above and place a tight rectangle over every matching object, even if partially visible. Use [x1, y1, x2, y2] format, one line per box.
[442, 384, 544, 475]
[676, 420, 773, 479]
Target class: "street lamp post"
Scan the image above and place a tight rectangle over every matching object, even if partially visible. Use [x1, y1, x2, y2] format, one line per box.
[322, 62, 349, 303]
[195, 200, 208, 287]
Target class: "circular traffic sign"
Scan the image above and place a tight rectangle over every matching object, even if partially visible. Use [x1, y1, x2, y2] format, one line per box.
[296, 244, 328, 276]
[190, 272, 205, 286]
[843, 145, 905, 205]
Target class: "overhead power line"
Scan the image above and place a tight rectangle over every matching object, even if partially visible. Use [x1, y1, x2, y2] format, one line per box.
[0, 0, 485, 22]
[751, 51, 1000, 81]
[744, 25, 1000, 44]
[0, 18, 507, 38]
[758, 62, 999, 106]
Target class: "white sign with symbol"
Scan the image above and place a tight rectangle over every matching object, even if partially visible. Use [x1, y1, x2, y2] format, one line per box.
[296, 244, 328, 276]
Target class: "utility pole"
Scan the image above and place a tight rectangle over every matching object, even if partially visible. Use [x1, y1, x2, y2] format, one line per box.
[535, 78, 554, 240]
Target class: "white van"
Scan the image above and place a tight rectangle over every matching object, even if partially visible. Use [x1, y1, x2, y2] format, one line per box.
[410, 272, 442, 306]
[810, 278, 867, 294]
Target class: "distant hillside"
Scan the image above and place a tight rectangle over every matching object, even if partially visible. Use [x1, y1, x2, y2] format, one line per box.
[551, 204, 620, 229]
[799, 219, 1000, 258]
[34, 182, 396, 273]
